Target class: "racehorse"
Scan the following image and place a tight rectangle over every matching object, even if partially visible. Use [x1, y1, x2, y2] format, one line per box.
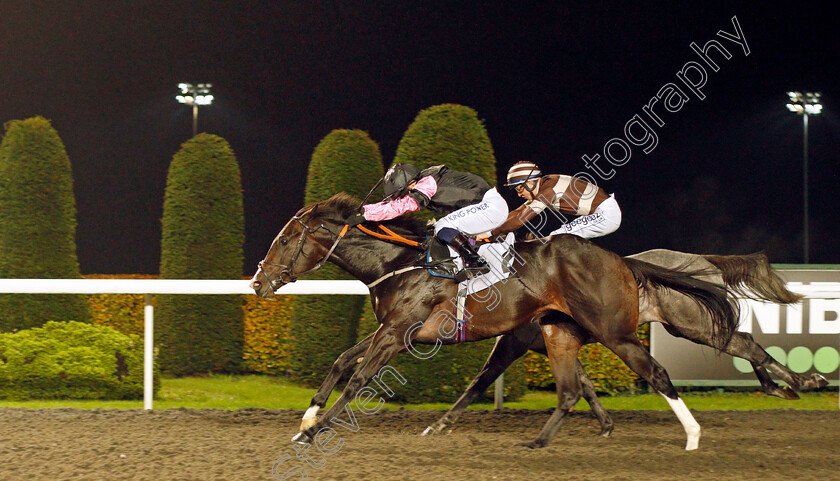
[298, 249, 827, 442]
[250, 193, 739, 450]
[421, 249, 827, 437]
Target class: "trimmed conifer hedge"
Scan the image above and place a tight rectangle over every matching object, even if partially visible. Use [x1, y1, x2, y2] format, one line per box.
[288, 129, 384, 386]
[0, 117, 90, 331]
[393, 103, 496, 185]
[157, 134, 245, 375]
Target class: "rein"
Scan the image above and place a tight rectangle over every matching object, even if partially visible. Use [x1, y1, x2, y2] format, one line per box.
[260, 212, 425, 291]
[357, 224, 421, 247]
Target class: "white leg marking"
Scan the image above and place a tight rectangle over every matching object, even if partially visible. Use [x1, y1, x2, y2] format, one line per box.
[300, 405, 320, 431]
[662, 394, 701, 451]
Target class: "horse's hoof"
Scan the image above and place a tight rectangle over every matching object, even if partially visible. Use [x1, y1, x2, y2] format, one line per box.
[291, 432, 312, 445]
[685, 433, 700, 451]
[516, 439, 546, 449]
[598, 425, 614, 438]
[421, 426, 438, 436]
[811, 373, 829, 389]
[773, 385, 800, 400]
[299, 417, 318, 431]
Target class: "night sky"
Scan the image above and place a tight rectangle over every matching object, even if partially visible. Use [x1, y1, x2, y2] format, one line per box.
[1, 2, 838, 275]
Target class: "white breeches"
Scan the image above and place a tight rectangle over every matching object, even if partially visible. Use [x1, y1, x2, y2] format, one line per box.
[434, 187, 509, 236]
[548, 194, 621, 239]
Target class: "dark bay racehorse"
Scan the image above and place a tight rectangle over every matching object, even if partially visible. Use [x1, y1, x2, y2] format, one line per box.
[299, 249, 827, 441]
[421, 250, 827, 436]
[251, 193, 739, 450]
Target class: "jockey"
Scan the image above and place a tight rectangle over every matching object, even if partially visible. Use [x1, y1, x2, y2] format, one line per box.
[345, 163, 509, 281]
[479, 161, 621, 241]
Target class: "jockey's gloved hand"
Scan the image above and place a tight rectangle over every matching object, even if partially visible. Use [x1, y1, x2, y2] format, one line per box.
[345, 212, 366, 227]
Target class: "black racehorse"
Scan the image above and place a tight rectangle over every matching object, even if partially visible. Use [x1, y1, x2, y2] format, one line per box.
[298, 249, 826, 440]
[250, 193, 739, 450]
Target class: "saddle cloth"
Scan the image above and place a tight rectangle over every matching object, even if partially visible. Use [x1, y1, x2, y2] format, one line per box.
[425, 233, 517, 295]
[458, 232, 517, 295]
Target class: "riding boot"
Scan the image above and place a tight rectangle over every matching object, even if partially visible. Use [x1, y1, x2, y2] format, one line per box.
[448, 232, 489, 282]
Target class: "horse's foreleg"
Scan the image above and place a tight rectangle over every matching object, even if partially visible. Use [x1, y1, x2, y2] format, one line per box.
[300, 334, 374, 431]
[605, 335, 700, 450]
[292, 326, 405, 445]
[518, 321, 584, 449]
[422, 330, 535, 436]
[575, 359, 614, 437]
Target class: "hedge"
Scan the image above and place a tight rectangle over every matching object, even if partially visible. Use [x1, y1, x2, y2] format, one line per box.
[288, 130, 384, 386]
[86, 274, 157, 338]
[157, 134, 245, 375]
[84, 275, 293, 376]
[242, 294, 295, 375]
[393, 104, 496, 186]
[0, 116, 89, 331]
[0, 321, 156, 400]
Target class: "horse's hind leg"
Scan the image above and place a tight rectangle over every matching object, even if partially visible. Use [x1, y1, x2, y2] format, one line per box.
[423, 321, 613, 438]
[725, 331, 828, 392]
[660, 322, 797, 399]
[752, 364, 799, 400]
[663, 319, 827, 395]
[300, 334, 373, 431]
[603, 335, 700, 450]
[518, 320, 585, 449]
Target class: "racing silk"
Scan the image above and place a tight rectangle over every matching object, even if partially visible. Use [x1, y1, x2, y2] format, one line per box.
[362, 165, 491, 221]
[491, 174, 611, 235]
[362, 176, 437, 221]
[417, 165, 491, 215]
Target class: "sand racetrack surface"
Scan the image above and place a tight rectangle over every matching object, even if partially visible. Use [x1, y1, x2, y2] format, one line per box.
[0, 407, 837, 480]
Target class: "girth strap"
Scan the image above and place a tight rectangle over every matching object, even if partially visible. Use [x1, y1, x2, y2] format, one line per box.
[366, 266, 423, 288]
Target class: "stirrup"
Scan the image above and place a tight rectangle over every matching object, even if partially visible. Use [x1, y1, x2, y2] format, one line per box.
[454, 264, 490, 283]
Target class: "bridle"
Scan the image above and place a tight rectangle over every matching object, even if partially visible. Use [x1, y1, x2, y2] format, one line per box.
[258, 215, 349, 289]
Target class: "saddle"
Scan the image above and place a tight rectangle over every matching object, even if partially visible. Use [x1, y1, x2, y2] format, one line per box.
[357, 224, 517, 288]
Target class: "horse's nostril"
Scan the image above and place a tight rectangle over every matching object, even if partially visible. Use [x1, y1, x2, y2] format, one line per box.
[252, 281, 262, 289]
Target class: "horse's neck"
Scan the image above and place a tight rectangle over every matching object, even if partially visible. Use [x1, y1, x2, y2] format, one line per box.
[329, 235, 419, 284]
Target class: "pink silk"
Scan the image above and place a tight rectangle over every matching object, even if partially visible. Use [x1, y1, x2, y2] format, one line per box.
[362, 176, 437, 221]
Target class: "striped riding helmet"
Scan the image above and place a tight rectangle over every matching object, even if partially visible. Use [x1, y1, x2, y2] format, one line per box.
[504, 161, 542, 186]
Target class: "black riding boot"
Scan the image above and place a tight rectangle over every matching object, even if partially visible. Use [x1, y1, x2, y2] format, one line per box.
[448, 233, 489, 282]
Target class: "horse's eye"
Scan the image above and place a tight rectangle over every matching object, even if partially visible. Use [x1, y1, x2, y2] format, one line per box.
[280, 238, 288, 246]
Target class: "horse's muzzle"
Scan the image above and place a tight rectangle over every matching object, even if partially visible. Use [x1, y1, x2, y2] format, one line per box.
[249, 275, 277, 299]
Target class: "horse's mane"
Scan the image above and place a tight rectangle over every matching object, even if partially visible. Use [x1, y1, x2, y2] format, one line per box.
[315, 193, 428, 236]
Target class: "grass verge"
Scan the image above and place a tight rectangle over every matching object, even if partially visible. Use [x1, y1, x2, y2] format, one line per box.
[0, 375, 836, 410]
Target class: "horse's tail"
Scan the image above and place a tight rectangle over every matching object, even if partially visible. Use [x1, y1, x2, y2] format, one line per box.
[624, 257, 739, 351]
[703, 253, 803, 304]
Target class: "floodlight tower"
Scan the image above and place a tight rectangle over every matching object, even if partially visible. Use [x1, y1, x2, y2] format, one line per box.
[786, 91, 822, 264]
[176, 83, 214, 137]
